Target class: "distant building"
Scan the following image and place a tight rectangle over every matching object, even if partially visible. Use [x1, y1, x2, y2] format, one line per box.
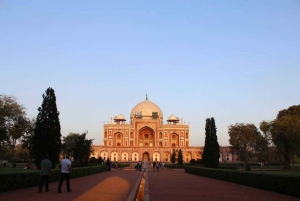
[92, 96, 235, 162]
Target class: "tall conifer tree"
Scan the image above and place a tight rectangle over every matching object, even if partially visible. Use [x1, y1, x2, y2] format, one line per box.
[171, 149, 176, 164]
[203, 118, 212, 167]
[31, 88, 61, 168]
[203, 117, 220, 168]
[210, 117, 220, 167]
[178, 149, 183, 165]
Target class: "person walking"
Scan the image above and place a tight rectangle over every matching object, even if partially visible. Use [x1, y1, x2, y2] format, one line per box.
[3, 160, 6, 168]
[39, 154, 52, 193]
[58, 155, 72, 193]
[138, 161, 142, 171]
[106, 158, 111, 171]
[152, 161, 156, 172]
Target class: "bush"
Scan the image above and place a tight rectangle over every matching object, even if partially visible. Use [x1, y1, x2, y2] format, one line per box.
[0, 165, 107, 192]
[184, 166, 300, 198]
[190, 159, 203, 165]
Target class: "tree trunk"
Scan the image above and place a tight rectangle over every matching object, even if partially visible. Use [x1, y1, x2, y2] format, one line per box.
[283, 153, 291, 170]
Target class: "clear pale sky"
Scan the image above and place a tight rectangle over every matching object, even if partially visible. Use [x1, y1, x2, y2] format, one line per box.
[1, 1, 299, 146]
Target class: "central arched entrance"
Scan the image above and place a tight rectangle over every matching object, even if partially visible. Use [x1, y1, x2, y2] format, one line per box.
[143, 152, 149, 161]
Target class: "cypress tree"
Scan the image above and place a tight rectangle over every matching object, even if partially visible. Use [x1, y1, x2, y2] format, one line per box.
[203, 117, 220, 168]
[178, 149, 183, 165]
[31, 87, 61, 168]
[203, 118, 212, 167]
[171, 149, 176, 164]
[210, 117, 220, 167]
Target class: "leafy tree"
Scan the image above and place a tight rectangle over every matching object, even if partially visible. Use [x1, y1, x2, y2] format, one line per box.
[73, 132, 94, 166]
[31, 88, 61, 168]
[171, 149, 176, 164]
[228, 123, 260, 170]
[277, 105, 300, 118]
[178, 149, 183, 165]
[271, 114, 300, 170]
[0, 95, 28, 162]
[203, 118, 220, 168]
[61, 133, 80, 158]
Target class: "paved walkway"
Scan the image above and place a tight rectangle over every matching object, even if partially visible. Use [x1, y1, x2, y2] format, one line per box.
[0, 166, 299, 201]
[0, 168, 141, 201]
[146, 169, 300, 201]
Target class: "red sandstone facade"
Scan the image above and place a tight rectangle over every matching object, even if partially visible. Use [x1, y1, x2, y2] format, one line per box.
[92, 98, 235, 162]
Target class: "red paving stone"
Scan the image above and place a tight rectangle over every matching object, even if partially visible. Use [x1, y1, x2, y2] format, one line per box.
[0, 169, 141, 201]
[147, 169, 300, 201]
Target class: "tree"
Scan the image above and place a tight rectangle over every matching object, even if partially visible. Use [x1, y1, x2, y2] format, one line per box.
[61, 133, 80, 159]
[203, 117, 220, 168]
[31, 88, 61, 168]
[171, 149, 176, 164]
[228, 123, 260, 170]
[178, 149, 183, 165]
[73, 132, 94, 166]
[0, 95, 28, 162]
[271, 114, 300, 170]
[277, 105, 300, 119]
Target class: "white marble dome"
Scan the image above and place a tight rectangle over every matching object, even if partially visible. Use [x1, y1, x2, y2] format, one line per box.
[130, 100, 163, 118]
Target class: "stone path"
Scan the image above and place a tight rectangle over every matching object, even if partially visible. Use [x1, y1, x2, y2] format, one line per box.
[0, 168, 141, 201]
[0, 166, 299, 201]
[146, 169, 300, 201]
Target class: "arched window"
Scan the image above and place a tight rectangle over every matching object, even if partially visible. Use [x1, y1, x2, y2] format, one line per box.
[159, 142, 162, 147]
[159, 132, 162, 139]
[145, 134, 149, 139]
[172, 143, 175, 147]
[117, 142, 121, 147]
[186, 132, 188, 138]
[117, 134, 121, 139]
[172, 135, 176, 140]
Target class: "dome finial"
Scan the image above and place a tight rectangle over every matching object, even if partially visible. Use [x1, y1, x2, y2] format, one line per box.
[146, 94, 148, 100]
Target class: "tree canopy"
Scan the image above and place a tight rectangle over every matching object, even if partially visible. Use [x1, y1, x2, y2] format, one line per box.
[271, 105, 300, 170]
[0, 95, 28, 161]
[61, 133, 80, 158]
[228, 123, 260, 169]
[73, 132, 94, 166]
[31, 88, 61, 168]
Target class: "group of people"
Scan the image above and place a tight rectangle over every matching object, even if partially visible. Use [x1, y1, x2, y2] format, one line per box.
[105, 158, 119, 171]
[39, 154, 72, 193]
[152, 160, 164, 172]
[135, 161, 142, 171]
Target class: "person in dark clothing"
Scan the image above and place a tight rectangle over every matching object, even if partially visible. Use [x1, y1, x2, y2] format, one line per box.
[106, 158, 111, 171]
[152, 161, 156, 172]
[39, 154, 52, 193]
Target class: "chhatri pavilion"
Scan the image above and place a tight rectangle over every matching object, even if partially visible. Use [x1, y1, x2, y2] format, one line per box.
[91, 96, 235, 162]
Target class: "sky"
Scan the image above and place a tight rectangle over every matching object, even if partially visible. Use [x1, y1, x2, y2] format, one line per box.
[1, 1, 299, 146]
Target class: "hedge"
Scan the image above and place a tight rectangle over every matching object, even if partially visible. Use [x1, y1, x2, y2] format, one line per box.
[0, 165, 107, 193]
[164, 164, 185, 169]
[184, 166, 300, 198]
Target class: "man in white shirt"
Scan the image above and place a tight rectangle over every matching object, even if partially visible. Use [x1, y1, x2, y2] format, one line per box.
[58, 155, 71, 193]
